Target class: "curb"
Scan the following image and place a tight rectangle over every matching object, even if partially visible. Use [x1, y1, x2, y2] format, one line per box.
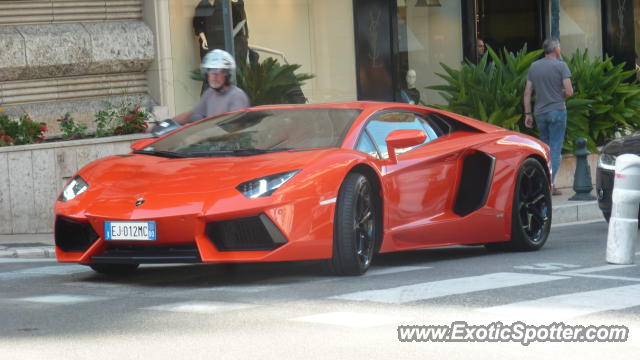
[0, 246, 55, 259]
[553, 200, 602, 224]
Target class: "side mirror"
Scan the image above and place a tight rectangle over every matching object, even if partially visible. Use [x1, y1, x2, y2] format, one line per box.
[130, 137, 156, 151]
[385, 129, 427, 164]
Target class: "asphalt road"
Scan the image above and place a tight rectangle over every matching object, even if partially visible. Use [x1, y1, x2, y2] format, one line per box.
[1, 220, 639, 359]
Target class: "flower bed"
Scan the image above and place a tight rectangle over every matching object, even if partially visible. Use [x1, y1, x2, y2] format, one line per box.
[0, 101, 150, 147]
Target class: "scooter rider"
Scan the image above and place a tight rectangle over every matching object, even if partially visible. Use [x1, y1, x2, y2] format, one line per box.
[174, 49, 250, 125]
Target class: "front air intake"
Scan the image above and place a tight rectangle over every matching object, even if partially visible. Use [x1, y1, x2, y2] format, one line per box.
[206, 214, 287, 251]
[55, 216, 98, 252]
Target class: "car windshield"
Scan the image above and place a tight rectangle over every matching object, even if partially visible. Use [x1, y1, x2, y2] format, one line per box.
[140, 108, 361, 157]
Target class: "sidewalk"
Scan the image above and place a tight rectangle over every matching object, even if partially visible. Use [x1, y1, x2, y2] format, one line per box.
[0, 189, 603, 259]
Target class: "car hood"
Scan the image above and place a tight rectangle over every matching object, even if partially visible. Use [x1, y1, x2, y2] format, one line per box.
[78, 149, 335, 200]
[602, 133, 640, 156]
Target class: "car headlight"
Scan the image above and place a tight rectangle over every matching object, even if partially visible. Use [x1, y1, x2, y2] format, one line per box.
[59, 176, 89, 202]
[598, 153, 617, 171]
[236, 170, 300, 198]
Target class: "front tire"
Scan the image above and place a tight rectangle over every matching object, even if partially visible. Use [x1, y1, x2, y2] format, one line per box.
[89, 263, 139, 275]
[327, 173, 378, 275]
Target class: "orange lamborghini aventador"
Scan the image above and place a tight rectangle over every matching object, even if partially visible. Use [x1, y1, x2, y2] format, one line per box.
[54, 102, 552, 275]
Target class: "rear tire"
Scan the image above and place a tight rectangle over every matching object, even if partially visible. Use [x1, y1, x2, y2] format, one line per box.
[509, 158, 551, 250]
[326, 173, 378, 276]
[90, 263, 139, 275]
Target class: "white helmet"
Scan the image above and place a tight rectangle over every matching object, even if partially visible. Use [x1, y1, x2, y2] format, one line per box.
[202, 49, 236, 72]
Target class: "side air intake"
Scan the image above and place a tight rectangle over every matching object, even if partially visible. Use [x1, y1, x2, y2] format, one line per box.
[206, 214, 287, 251]
[454, 152, 495, 216]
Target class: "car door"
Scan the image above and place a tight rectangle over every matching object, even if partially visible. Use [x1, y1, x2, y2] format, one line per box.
[355, 110, 464, 250]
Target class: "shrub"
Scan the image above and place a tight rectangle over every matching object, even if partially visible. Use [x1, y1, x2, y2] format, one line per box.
[57, 113, 87, 140]
[565, 49, 640, 149]
[429, 45, 543, 134]
[429, 46, 640, 152]
[237, 58, 314, 106]
[95, 102, 149, 137]
[0, 109, 47, 146]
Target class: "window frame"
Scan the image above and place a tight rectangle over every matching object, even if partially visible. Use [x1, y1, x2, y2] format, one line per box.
[353, 110, 451, 160]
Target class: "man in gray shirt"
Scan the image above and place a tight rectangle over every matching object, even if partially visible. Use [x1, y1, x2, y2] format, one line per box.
[523, 38, 574, 195]
[175, 49, 250, 125]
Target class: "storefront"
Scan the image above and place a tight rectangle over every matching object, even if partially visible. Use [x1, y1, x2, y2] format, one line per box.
[0, 0, 631, 141]
[152, 0, 627, 113]
[352, 0, 607, 105]
[162, 0, 358, 114]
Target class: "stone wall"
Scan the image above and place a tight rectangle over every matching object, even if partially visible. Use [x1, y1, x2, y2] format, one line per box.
[0, 134, 150, 235]
[0, 0, 155, 138]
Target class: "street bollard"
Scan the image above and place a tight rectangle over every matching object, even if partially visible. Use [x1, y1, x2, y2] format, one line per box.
[569, 137, 596, 201]
[606, 154, 640, 264]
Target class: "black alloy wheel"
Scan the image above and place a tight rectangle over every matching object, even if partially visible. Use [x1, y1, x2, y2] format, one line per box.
[486, 158, 551, 251]
[327, 172, 378, 275]
[511, 158, 551, 250]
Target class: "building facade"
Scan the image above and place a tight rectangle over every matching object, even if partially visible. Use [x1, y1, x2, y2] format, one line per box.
[0, 0, 636, 136]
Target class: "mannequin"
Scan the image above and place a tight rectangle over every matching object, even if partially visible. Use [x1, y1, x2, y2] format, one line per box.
[193, 0, 251, 93]
[193, 0, 225, 59]
[192, 0, 250, 62]
[402, 69, 420, 105]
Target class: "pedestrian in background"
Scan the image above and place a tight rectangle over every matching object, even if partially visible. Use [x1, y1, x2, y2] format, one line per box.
[174, 49, 250, 125]
[523, 38, 573, 196]
[477, 38, 486, 60]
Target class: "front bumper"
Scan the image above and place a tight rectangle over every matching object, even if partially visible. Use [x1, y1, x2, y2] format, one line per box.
[595, 167, 614, 215]
[596, 166, 640, 221]
[55, 197, 335, 265]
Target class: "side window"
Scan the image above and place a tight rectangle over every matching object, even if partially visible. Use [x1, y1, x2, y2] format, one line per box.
[364, 112, 439, 159]
[355, 132, 380, 159]
[425, 113, 454, 135]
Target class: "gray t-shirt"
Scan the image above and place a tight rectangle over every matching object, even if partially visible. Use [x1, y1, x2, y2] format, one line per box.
[527, 57, 572, 115]
[191, 85, 250, 120]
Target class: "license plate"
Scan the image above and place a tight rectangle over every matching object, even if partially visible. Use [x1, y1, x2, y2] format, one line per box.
[104, 221, 156, 241]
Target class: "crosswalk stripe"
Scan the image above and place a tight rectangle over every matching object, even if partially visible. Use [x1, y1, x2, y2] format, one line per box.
[478, 284, 640, 321]
[16, 294, 109, 305]
[365, 265, 432, 277]
[554, 264, 636, 275]
[0, 265, 90, 281]
[330, 272, 567, 304]
[144, 301, 257, 314]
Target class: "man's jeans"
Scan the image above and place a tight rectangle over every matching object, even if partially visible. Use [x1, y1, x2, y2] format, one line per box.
[535, 109, 566, 186]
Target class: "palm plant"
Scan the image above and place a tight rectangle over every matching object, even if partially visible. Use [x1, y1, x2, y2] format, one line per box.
[236, 58, 314, 106]
[430, 46, 640, 152]
[564, 49, 640, 149]
[429, 45, 542, 134]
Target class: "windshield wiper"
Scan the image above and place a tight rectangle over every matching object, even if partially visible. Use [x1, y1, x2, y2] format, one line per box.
[185, 148, 294, 157]
[133, 150, 188, 158]
[231, 148, 293, 155]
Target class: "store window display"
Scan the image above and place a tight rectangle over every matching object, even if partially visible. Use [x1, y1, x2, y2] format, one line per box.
[394, 0, 463, 105]
[192, 0, 251, 93]
[400, 69, 421, 105]
[193, 0, 250, 63]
